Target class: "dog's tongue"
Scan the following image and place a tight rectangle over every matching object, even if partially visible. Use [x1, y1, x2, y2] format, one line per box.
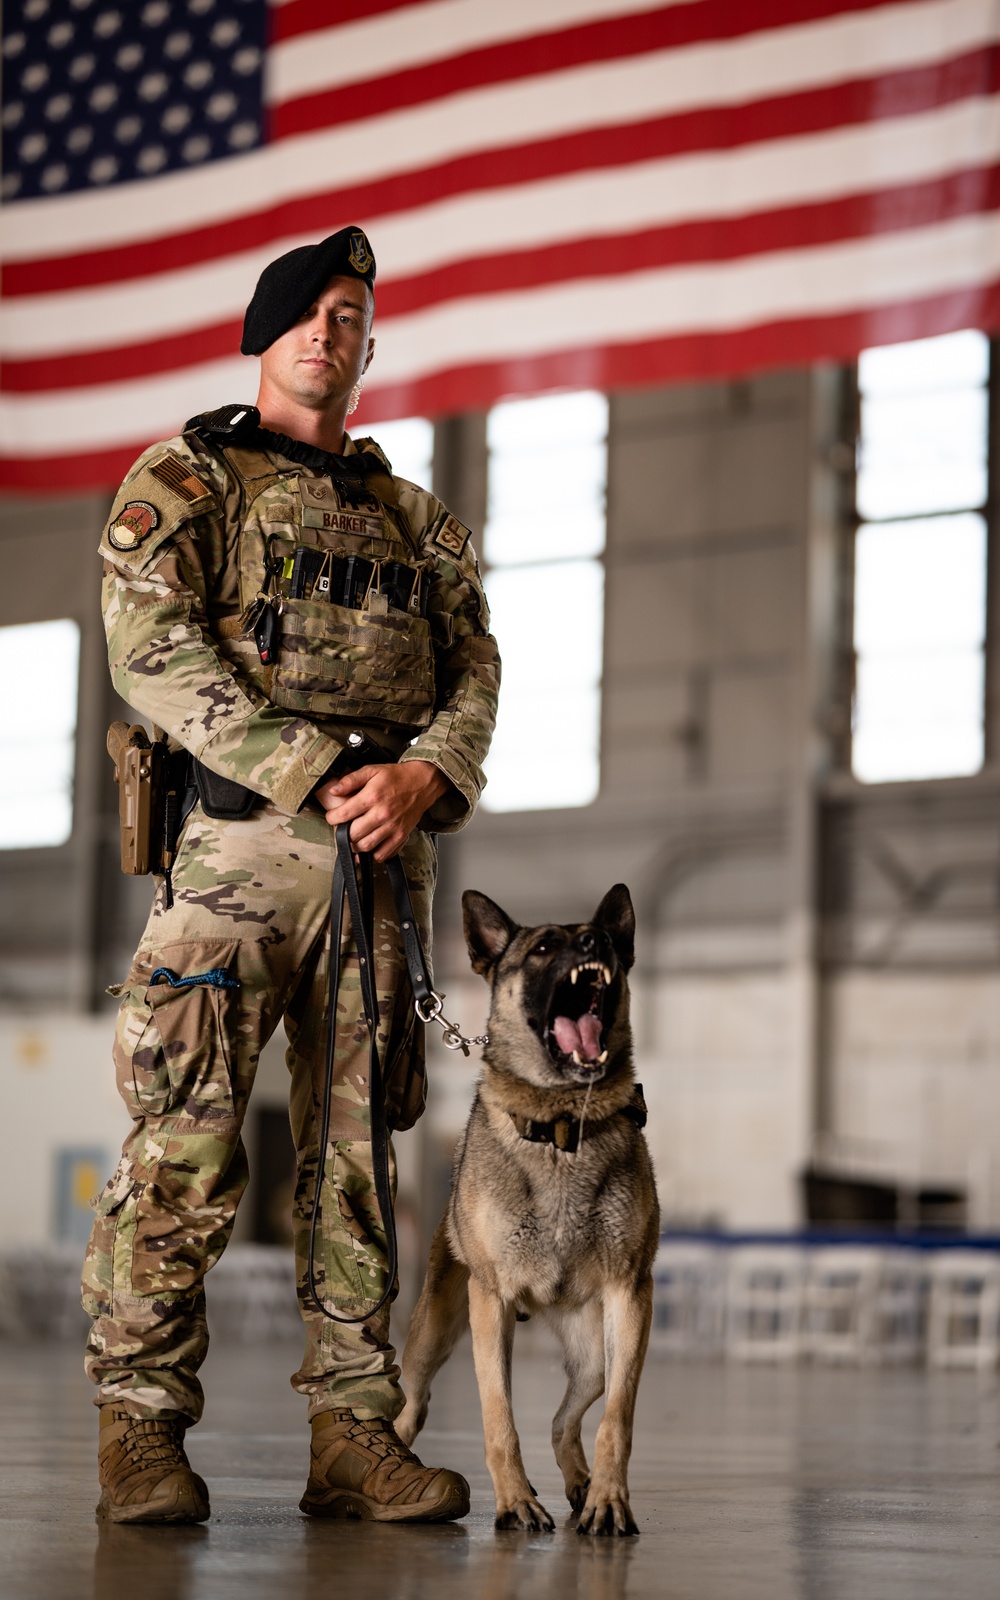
[552, 1013, 603, 1061]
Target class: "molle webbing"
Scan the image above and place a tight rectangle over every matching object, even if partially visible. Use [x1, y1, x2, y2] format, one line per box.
[216, 439, 414, 554]
[189, 424, 434, 728]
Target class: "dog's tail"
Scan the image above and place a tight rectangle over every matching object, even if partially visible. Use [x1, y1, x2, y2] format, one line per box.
[397, 1220, 470, 1444]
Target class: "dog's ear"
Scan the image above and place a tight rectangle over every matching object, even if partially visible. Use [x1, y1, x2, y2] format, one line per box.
[463, 890, 520, 977]
[593, 883, 635, 971]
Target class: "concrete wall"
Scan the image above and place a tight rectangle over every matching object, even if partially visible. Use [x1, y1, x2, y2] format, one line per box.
[826, 972, 1000, 1227]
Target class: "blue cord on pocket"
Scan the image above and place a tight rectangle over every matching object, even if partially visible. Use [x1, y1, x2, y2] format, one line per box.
[149, 966, 240, 990]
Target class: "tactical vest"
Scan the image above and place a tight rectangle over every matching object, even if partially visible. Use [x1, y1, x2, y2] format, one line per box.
[209, 441, 438, 732]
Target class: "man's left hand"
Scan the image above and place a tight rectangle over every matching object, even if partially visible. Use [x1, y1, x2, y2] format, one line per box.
[315, 759, 448, 861]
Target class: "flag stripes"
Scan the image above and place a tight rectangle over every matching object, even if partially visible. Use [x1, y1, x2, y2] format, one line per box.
[0, 0, 997, 489]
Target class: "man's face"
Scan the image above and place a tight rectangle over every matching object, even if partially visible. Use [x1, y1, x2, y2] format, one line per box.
[259, 274, 374, 409]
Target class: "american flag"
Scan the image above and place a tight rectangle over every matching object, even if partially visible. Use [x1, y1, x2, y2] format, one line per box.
[1, 0, 998, 491]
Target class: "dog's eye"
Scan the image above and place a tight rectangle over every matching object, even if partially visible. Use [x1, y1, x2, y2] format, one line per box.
[532, 940, 549, 955]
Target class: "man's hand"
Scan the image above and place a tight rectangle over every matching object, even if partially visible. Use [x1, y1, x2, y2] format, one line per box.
[315, 759, 448, 862]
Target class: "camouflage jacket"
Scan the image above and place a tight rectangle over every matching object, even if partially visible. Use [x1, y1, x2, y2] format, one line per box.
[99, 421, 500, 830]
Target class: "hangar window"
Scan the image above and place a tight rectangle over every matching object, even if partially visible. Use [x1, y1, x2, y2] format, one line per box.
[0, 618, 80, 849]
[481, 390, 607, 812]
[851, 330, 989, 783]
[368, 415, 433, 490]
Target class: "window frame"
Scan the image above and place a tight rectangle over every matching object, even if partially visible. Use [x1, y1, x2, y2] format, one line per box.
[479, 389, 610, 815]
[0, 615, 82, 854]
[845, 333, 996, 787]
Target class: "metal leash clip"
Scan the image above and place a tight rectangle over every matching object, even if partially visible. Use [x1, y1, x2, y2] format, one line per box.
[414, 990, 489, 1057]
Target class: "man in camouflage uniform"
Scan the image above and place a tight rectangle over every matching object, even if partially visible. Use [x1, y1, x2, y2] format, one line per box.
[82, 226, 500, 1525]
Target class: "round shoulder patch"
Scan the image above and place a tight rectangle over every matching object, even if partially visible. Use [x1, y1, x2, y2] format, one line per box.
[108, 500, 159, 551]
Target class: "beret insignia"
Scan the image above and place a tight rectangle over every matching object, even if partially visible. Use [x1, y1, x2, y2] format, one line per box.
[348, 230, 374, 275]
[433, 515, 471, 558]
[108, 500, 159, 551]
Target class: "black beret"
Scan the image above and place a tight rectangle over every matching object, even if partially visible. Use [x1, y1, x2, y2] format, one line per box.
[241, 226, 376, 356]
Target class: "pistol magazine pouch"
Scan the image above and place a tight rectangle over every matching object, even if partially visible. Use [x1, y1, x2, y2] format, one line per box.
[192, 761, 258, 821]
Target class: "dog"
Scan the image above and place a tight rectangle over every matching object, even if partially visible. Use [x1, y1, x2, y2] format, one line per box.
[397, 884, 658, 1536]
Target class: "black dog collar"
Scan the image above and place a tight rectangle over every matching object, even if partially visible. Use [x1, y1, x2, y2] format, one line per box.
[508, 1086, 647, 1154]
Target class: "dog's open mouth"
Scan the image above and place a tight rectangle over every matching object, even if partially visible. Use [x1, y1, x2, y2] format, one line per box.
[543, 959, 611, 1074]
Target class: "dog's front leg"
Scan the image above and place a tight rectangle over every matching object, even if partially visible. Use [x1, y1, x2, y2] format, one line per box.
[398, 1221, 470, 1446]
[576, 1275, 653, 1537]
[468, 1277, 555, 1532]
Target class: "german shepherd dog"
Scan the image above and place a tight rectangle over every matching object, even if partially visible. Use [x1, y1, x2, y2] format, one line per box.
[398, 884, 658, 1536]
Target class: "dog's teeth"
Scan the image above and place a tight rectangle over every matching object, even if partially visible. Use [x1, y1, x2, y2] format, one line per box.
[602, 966, 612, 985]
[597, 1050, 608, 1064]
[572, 1051, 584, 1065]
[570, 968, 579, 985]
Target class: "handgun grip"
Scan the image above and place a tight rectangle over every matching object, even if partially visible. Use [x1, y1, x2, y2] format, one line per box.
[106, 720, 132, 771]
[107, 720, 151, 765]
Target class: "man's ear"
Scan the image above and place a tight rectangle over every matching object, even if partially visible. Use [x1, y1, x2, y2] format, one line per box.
[462, 891, 520, 977]
[593, 883, 635, 972]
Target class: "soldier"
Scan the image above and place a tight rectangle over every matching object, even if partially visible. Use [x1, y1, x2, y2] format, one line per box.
[83, 226, 500, 1525]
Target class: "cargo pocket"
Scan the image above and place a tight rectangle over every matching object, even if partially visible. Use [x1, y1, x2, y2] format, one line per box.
[81, 1159, 137, 1319]
[91, 1158, 137, 1219]
[114, 940, 241, 1121]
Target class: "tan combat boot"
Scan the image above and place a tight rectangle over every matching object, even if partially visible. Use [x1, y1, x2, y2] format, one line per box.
[97, 1406, 210, 1524]
[300, 1409, 470, 1523]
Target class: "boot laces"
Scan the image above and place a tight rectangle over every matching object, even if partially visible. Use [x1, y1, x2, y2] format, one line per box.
[118, 1414, 186, 1469]
[341, 1416, 415, 1465]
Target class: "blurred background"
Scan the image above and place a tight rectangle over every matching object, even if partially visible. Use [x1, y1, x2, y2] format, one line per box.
[1, 0, 1000, 1357]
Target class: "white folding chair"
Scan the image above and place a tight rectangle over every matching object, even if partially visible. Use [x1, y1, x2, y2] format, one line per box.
[725, 1247, 804, 1363]
[868, 1249, 927, 1366]
[649, 1241, 726, 1359]
[926, 1250, 1000, 1371]
[209, 1243, 300, 1342]
[802, 1247, 883, 1365]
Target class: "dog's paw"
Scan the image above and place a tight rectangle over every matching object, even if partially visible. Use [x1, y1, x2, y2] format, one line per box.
[576, 1490, 639, 1537]
[495, 1497, 556, 1533]
[567, 1480, 590, 1515]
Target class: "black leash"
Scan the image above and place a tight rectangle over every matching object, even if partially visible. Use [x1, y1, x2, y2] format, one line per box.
[306, 825, 394, 1324]
[305, 825, 486, 1325]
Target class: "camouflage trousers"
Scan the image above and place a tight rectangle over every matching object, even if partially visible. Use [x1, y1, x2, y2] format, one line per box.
[81, 796, 435, 1425]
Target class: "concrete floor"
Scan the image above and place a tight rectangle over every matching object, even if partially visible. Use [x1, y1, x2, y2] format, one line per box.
[2, 1332, 1000, 1600]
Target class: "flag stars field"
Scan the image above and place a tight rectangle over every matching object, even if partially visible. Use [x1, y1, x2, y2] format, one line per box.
[0, 0, 264, 201]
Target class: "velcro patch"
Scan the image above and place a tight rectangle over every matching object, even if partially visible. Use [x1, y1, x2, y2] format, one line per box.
[299, 478, 338, 508]
[108, 501, 159, 551]
[301, 505, 386, 539]
[433, 515, 471, 558]
[260, 502, 295, 525]
[149, 454, 211, 503]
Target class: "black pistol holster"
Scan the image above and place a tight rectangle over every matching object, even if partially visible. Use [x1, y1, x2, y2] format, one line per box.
[191, 762, 258, 820]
